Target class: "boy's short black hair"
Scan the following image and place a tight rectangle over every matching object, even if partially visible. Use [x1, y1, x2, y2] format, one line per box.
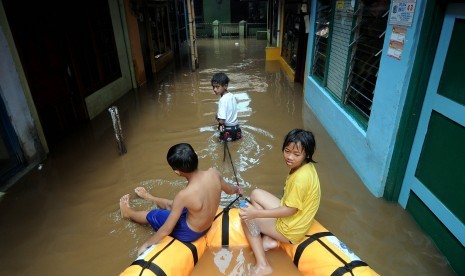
[282, 129, 316, 163]
[211, 72, 230, 86]
[166, 143, 198, 173]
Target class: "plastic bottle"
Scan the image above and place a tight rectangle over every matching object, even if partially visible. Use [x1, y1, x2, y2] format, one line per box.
[239, 199, 261, 236]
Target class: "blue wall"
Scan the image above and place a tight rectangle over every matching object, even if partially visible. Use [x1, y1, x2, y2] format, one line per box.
[303, 0, 426, 197]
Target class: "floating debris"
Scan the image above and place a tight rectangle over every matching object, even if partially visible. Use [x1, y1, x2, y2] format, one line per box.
[108, 106, 127, 155]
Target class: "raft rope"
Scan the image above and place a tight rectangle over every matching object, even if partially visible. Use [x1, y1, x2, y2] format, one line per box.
[212, 141, 247, 230]
[212, 141, 247, 247]
[223, 140, 241, 190]
[215, 140, 249, 221]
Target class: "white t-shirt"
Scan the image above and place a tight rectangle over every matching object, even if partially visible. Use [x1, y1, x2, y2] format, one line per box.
[217, 92, 238, 126]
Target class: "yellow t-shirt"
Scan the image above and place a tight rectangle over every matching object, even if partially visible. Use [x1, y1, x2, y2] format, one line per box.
[276, 163, 321, 243]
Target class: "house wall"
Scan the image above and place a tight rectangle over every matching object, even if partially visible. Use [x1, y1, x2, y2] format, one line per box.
[303, 0, 426, 197]
[0, 2, 46, 161]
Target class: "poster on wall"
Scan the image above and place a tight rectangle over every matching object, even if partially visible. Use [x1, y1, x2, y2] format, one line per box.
[387, 26, 407, 60]
[389, 0, 416, 27]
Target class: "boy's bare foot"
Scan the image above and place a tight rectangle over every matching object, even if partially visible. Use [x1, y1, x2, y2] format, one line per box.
[119, 194, 131, 219]
[262, 235, 278, 251]
[251, 264, 273, 276]
[135, 187, 151, 200]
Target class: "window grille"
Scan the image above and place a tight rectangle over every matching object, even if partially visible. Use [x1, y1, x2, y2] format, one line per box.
[311, 2, 332, 82]
[310, 0, 390, 122]
[327, 1, 354, 100]
[344, 1, 389, 119]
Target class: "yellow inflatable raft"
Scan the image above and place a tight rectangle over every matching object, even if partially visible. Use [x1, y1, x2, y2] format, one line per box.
[279, 220, 379, 276]
[120, 236, 206, 276]
[121, 206, 379, 276]
[206, 207, 249, 248]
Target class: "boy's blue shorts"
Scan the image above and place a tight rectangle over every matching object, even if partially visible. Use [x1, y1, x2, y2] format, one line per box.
[146, 208, 210, 242]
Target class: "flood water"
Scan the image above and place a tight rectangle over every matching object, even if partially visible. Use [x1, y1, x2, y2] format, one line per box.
[0, 38, 455, 276]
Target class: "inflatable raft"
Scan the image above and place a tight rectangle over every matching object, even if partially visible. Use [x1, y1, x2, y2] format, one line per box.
[120, 207, 379, 275]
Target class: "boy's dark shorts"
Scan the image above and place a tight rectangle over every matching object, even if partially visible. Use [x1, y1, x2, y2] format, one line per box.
[220, 125, 242, 141]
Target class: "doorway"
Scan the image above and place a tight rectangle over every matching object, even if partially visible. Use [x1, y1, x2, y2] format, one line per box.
[399, 3, 465, 273]
[281, 0, 309, 82]
[2, 0, 122, 149]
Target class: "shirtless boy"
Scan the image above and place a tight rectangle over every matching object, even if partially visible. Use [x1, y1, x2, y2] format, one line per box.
[120, 143, 240, 255]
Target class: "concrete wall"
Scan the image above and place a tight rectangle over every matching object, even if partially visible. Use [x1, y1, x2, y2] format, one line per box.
[303, 0, 426, 197]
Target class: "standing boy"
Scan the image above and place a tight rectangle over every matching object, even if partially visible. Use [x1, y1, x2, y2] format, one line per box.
[211, 72, 242, 141]
[119, 143, 241, 255]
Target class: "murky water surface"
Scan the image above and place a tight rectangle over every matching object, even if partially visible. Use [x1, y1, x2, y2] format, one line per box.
[0, 39, 454, 275]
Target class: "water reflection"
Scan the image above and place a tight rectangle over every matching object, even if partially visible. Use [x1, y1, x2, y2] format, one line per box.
[212, 247, 248, 275]
[234, 92, 252, 118]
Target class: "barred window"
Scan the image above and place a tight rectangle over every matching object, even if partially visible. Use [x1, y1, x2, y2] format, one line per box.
[310, 0, 390, 122]
[311, 1, 332, 82]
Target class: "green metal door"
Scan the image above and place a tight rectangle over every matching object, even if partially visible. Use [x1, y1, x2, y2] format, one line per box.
[399, 3, 465, 272]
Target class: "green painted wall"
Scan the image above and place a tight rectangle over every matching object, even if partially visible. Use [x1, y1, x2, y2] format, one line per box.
[437, 19, 465, 106]
[384, 0, 444, 200]
[407, 194, 464, 275]
[416, 112, 465, 224]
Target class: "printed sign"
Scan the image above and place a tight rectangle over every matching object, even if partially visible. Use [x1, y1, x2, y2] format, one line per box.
[387, 26, 407, 60]
[389, 0, 416, 27]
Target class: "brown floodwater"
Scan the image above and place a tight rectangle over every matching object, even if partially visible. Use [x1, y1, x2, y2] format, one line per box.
[0, 38, 455, 276]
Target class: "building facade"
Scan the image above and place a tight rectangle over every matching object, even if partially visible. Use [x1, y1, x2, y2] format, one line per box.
[303, 0, 464, 273]
[0, 0, 138, 188]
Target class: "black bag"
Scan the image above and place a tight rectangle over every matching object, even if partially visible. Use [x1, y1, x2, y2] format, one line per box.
[220, 125, 242, 141]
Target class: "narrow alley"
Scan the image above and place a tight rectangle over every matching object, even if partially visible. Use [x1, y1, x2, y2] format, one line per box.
[0, 38, 454, 275]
